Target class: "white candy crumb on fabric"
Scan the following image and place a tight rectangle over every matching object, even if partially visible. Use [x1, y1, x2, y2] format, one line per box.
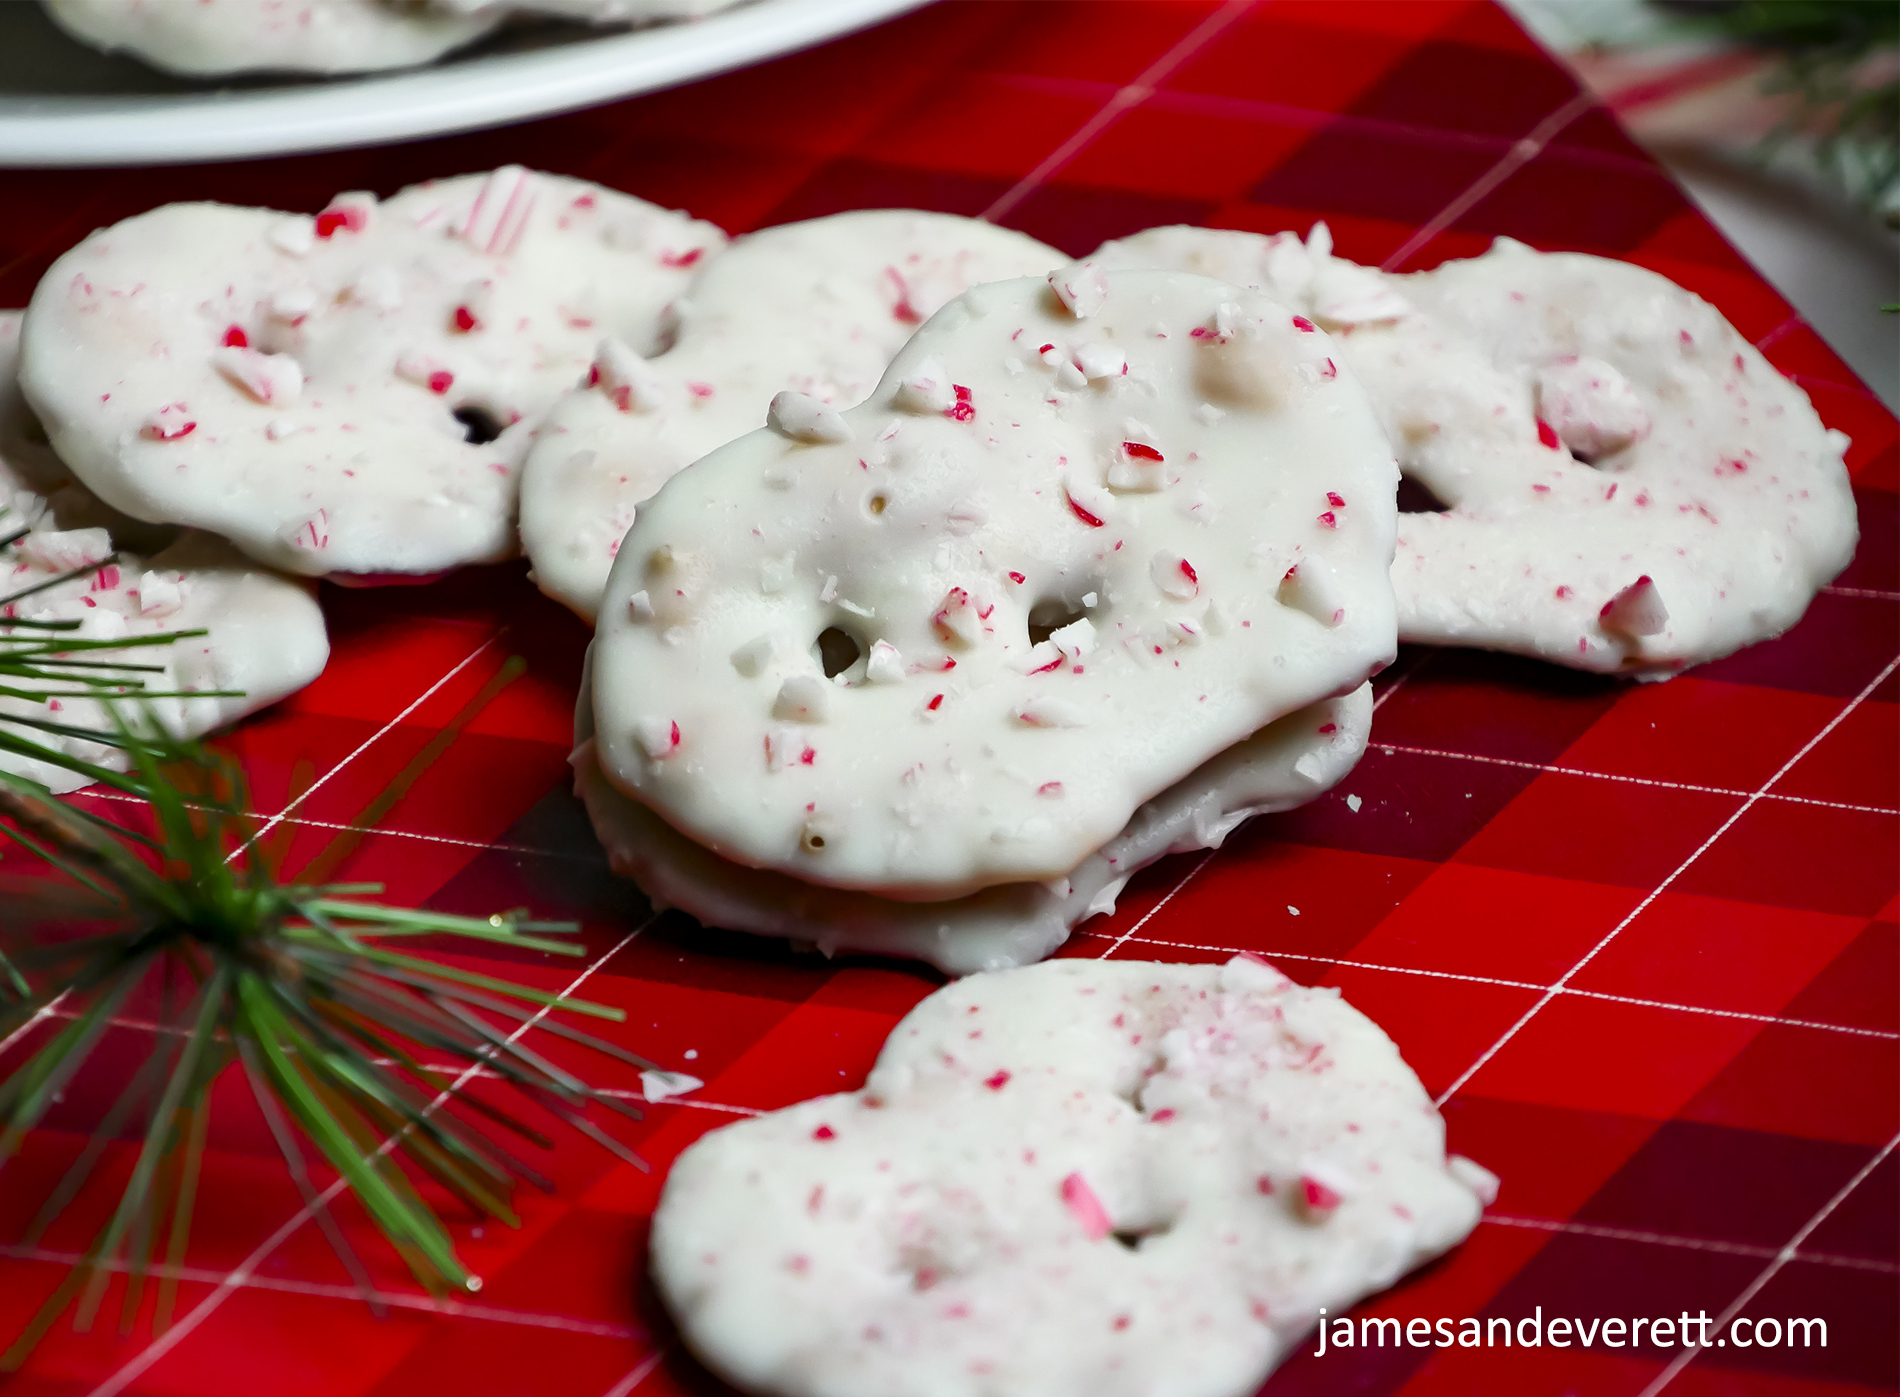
[649, 957, 1491, 1397]
[1287, 905, 1300, 916]
[1346, 793, 1362, 813]
[640, 1070, 704, 1104]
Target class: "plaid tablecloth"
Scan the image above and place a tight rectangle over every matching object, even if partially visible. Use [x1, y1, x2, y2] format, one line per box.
[1, 3, 1894, 1394]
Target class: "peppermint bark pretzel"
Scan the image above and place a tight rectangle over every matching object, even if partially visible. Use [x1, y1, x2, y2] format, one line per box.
[574, 674, 1369, 974]
[43, 0, 503, 76]
[1090, 227, 1857, 677]
[21, 168, 724, 580]
[0, 314, 329, 793]
[652, 956, 1494, 1397]
[521, 210, 1063, 620]
[591, 269, 1398, 900]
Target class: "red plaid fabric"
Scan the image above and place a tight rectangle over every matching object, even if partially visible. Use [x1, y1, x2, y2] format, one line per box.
[1, 3, 1894, 1393]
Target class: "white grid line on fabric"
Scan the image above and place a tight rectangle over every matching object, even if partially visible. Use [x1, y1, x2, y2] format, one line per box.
[1640, 1128, 1900, 1395]
[980, 0, 1254, 224]
[1431, 652, 1900, 1109]
[69, 786, 607, 865]
[87, 918, 653, 1397]
[984, 70, 1663, 178]
[1372, 649, 1435, 715]
[598, 1348, 670, 1397]
[1370, 741, 1899, 818]
[1085, 652, 1435, 966]
[1381, 89, 1598, 271]
[0, 990, 70, 1061]
[1753, 313, 1804, 352]
[1076, 928, 1898, 1041]
[0, 1244, 643, 1339]
[230, 633, 502, 862]
[1096, 849, 1220, 961]
[1480, 1214, 1899, 1276]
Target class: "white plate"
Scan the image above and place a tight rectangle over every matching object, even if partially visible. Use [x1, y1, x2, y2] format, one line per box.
[0, 0, 927, 167]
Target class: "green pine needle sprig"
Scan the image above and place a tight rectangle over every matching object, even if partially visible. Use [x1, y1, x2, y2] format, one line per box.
[0, 690, 657, 1368]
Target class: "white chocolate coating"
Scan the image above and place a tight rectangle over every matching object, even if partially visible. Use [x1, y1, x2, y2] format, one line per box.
[651, 955, 1490, 1397]
[1091, 227, 1857, 678]
[591, 270, 1398, 899]
[2, 313, 329, 794]
[43, 0, 501, 77]
[521, 211, 1063, 620]
[573, 669, 1370, 975]
[20, 170, 724, 579]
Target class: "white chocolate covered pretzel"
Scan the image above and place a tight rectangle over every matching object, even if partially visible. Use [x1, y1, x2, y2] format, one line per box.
[574, 673, 1369, 974]
[521, 210, 1063, 620]
[21, 169, 724, 579]
[590, 269, 1398, 899]
[43, 0, 502, 77]
[651, 955, 1492, 1397]
[1090, 227, 1857, 677]
[0, 314, 329, 793]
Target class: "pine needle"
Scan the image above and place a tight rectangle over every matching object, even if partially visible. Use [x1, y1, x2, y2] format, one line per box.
[0, 680, 664, 1366]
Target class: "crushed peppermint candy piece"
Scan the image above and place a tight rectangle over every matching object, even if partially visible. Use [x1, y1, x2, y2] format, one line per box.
[141, 403, 196, 440]
[1599, 575, 1669, 637]
[1060, 1172, 1113, 1240]
[1047, 259, 1108, 318]
[591, 337, 665, 413]
[457, 165, 538, 256]
[768, 391, 853, 445]
[635, 717, 682, 759]
[1072, 343, 1127, 380]
[896, 358, 955, 414]
[1015, 696, 1089, 728]
[1150, 552, 1199, 600]
[773, 675, 830, 723]
[212, 347, 303, 406]
[865, 641, 905, 684]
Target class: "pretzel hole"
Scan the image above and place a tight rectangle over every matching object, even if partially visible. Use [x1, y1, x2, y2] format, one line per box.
[814, 626, 861, 679]
[1396, 476, 1449, 514]
[1112, 1221, 1172, 1251]
[1026, 598, 1088, 647]
[453, 406, 506, 445]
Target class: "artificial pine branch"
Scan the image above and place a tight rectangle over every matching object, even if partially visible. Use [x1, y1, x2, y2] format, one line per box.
[0, 695, 660, 1370]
